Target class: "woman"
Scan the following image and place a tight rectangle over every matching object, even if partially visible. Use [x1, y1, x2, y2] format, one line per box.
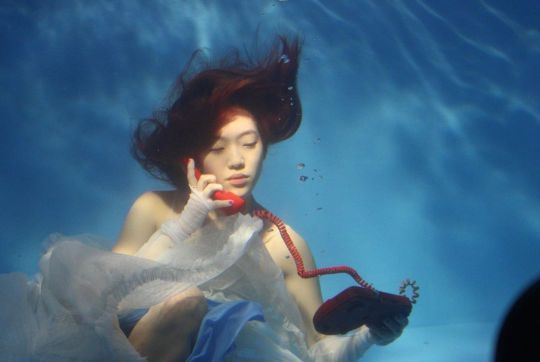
[111, 36, 407, 360]
[0, 36, 406, 361]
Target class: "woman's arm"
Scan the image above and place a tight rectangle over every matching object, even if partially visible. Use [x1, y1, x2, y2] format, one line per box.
[268, 224, 325, 346]
[274, 225, 408, 360]
[114, 162, 233, 259]
[112, 192, 162, 256]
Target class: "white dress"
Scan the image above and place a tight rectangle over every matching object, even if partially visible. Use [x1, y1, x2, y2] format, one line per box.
[0, 214, 313, 361]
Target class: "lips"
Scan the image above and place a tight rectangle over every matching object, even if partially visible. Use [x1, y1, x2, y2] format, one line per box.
[227, 173, 248, 180]
[227, 174, 249, 186]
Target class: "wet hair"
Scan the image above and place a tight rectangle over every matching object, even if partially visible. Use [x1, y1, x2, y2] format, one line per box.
[132, 36, 302, 190]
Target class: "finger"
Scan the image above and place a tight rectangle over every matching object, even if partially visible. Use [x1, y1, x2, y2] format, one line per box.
[368, 327, 392, 346]
[201, 183, 223, 199]
[382, 318, 402, 335]
[368, 322, 387, 335]
[385, 315, 408, 331]
[374, 323, 393, 337]
[197, 174, 217, 191]
[213, 199, 234, 209]
[186, 158, 198, 188]
[396, 315, 409, 328]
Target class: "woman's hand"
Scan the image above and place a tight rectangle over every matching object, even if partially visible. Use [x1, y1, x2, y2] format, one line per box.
[368, 315, 408, 346]
[158, 159, 232, 246]
[185, 158, 232, 211]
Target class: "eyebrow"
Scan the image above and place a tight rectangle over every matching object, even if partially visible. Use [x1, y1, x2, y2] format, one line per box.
[217, 130, 259, 140]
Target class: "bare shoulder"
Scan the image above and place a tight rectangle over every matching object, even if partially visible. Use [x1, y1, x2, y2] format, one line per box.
[132, 190, 166, 211]
[262, 220, 313, 277]
[263, 221, 309, 248]
[134, 190, 186, 222]
[284, 224, 309, 248]
[113, 190, 186, 255]
[254, 201, 310, 252]
[281, 223, 314, 266]
[134, 190, 178, 208]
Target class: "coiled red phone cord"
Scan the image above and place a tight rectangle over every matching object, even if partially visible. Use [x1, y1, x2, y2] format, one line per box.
[253, 209, 376, 291]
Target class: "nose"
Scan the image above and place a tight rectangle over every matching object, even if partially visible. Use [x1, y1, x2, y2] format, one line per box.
[227, 146, 245, 169]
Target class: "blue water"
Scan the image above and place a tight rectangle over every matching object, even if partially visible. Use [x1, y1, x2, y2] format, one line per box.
[1, 1, 539, 360]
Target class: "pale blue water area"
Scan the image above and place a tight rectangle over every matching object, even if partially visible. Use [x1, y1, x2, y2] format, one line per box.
[1, 1, 539, 360]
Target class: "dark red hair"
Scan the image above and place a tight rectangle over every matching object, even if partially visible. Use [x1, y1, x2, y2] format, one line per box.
[132, 36, 302, 190]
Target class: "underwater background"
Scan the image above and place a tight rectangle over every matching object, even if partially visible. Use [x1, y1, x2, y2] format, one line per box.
[1, 1, 539, 360]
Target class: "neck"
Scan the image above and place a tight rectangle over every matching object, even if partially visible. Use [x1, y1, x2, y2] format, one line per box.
[242, 194, 256, 214]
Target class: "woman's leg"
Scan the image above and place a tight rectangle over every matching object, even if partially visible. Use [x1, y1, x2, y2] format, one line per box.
[127, 287, 208, 362]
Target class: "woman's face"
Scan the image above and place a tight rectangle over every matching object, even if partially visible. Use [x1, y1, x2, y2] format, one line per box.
[200, 109, 264, 198]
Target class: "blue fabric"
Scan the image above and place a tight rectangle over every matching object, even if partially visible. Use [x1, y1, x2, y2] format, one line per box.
[187, 299, 264, 362]
[118, 308, 148, 337]
[117, 299, 265, 361]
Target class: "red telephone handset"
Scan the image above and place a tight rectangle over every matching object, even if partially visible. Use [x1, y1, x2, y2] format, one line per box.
[184, 158, 245, 215]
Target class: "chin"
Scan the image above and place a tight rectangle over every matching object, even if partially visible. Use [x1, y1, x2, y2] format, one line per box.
[229, 187, 251, 198]
[232, 190, 249, 198]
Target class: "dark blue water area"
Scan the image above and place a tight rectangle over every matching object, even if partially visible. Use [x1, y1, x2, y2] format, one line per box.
[1, 1, 539, 360]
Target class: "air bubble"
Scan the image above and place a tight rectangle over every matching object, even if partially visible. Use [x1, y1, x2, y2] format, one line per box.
[279, 54, 290, 64]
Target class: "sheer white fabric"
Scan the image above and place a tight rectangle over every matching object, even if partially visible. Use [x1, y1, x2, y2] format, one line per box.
[0, 214, 372, 361]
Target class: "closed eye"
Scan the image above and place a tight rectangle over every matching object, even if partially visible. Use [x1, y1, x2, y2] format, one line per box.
[244, 142, 257, 148]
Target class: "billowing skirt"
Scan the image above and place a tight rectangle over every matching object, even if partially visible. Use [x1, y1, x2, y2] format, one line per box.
[0, 214, 311, 361]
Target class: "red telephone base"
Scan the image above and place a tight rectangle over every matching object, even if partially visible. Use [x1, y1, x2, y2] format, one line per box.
[313, 286, 412, 335]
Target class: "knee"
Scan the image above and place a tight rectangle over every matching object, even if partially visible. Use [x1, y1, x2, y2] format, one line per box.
[160, 288, 208, 331]
[127, 289, 208, 361]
